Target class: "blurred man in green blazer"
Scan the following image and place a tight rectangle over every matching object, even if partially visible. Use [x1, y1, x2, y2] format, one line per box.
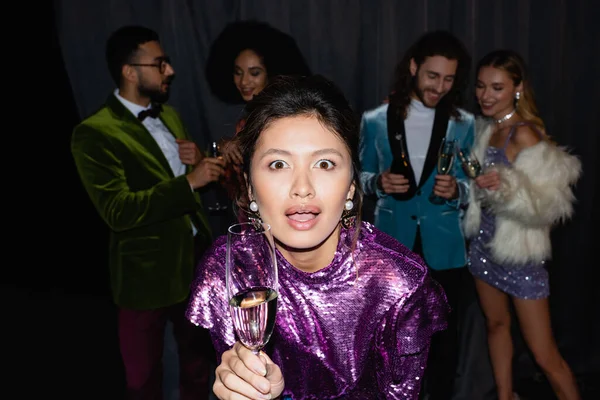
[71, 25, 224, 399]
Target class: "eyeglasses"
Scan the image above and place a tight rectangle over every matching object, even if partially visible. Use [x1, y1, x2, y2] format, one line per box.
[129, 57, 171, 74]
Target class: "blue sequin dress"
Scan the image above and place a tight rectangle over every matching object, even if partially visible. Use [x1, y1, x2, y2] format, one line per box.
[467, 127, 550, 300]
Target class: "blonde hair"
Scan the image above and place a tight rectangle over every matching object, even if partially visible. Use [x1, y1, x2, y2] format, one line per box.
[477, 50, 546, 135]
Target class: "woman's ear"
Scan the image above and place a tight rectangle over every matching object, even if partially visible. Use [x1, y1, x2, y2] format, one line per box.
[516, 82, 524, 96]
[346, 182, 356, 201]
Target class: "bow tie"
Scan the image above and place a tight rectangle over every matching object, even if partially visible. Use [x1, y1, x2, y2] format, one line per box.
[137, 104, 163, 121]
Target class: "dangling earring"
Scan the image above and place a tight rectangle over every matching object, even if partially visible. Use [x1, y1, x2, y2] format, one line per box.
[344, 199, 354, 211]
[341, 198, 356, 229]
[246, 200, 263, 229]
[515, 92, 521, 100]
[249, 201, 259, 212]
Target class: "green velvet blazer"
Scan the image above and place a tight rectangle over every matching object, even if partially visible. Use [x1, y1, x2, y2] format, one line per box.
[71, 94, 212, 310]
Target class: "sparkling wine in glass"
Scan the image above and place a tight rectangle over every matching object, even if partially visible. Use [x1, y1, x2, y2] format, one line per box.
[457, 147, 482, 179]
[429, 138, 456, 204]
[226, 222, 278, 355]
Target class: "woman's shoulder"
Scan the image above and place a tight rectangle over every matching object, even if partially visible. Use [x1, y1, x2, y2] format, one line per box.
[206, 235, 228, 255]
[510, 122, 544, 149]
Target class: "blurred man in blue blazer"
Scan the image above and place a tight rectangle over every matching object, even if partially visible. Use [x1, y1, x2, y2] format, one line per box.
[359, 31, 494, 399]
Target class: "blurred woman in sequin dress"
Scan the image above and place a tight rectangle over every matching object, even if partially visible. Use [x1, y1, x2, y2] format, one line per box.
[205, 20, 311, 219]
[463, 50, 581, 400]
[186, 75, 450, 399]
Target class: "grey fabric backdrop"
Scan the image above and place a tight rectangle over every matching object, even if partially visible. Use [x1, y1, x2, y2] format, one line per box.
[55, 0, 598, 378]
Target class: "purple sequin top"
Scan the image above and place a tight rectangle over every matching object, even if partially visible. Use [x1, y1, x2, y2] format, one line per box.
[186, 222, 449, 399]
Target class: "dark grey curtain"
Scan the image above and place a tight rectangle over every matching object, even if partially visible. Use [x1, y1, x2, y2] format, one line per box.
[55, 0, 598, 379]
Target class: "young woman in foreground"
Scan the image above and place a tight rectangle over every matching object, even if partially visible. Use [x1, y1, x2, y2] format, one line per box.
[186, 75, 449, 399]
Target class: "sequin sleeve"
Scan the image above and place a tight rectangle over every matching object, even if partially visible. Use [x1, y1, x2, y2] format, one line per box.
[185, 237, 236, 358]
[375, 270, 449, 399]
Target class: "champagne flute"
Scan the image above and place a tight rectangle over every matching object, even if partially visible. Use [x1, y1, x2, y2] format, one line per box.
[226, 222, 278, 355]
[457, 146, 483, 179]
[429, 138, 456, 204]
[457, 146, 490, 204]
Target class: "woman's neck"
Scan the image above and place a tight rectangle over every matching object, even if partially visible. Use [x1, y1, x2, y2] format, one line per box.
[277, 225, 341, 273]
[493, 110, 523, 131]
[493, 107, 516, 125]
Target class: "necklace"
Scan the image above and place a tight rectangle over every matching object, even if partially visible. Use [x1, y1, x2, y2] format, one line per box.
[495, 109, 516, 124]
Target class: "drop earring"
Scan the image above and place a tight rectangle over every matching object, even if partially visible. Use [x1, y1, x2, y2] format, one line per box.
[344, 199, 354, 211]
[341, 198, 356, 229]
[249, 201, 259, 212]
[248, 200, 262, 229]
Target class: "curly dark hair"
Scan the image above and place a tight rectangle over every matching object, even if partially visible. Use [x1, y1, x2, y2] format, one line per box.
[205, 20, 312, 104]
[390, 30, 471, 120]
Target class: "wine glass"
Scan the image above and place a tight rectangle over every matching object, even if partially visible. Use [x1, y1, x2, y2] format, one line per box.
[206, 141, 228, 212]
[457, 146, 490, 204]
[456, 146, 483, 179]
[429, 138, 456, 204]
[226, 222, 278, 355]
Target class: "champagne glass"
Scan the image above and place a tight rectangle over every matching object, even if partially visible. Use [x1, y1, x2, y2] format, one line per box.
[206, 141, 228, 212]
[226, 222, 278, 355]
[457, 146, 489, 204]
[457, 146, 483, 179]
[429, 138, 456, 204]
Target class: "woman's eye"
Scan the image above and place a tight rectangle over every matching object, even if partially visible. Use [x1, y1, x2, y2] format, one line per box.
[268, 160, 288, 169]
[315, 159, 335, 169]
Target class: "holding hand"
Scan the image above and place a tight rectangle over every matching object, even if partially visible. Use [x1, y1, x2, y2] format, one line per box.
[475, 170, 501, 191]
[186, 157, 226, 189]
[220, 138, 243, 165]
[432, 175, 458, 199]
[378, 169, 410, 194]
[213, 342, 284, 400]
[176, 139, 203, 166]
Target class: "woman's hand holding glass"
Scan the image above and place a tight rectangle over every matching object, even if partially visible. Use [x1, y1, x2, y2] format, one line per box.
[456, 145, 502, 202]
[213, 342, 284, 400]
[474, 170, 501, 191]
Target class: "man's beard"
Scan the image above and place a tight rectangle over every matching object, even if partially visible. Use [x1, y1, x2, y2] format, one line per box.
[414, 85, 442, 108]
[138, 76, 174, 104]
[411, 76, 446, 109]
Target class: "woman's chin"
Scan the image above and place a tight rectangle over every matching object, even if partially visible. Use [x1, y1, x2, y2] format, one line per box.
[275, 225, 340, 253]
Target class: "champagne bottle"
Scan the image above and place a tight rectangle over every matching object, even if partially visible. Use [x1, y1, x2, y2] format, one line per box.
[389, 133, 417, 200]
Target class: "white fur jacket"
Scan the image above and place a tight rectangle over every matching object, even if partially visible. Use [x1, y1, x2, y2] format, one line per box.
[463, 118, 582, 265]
